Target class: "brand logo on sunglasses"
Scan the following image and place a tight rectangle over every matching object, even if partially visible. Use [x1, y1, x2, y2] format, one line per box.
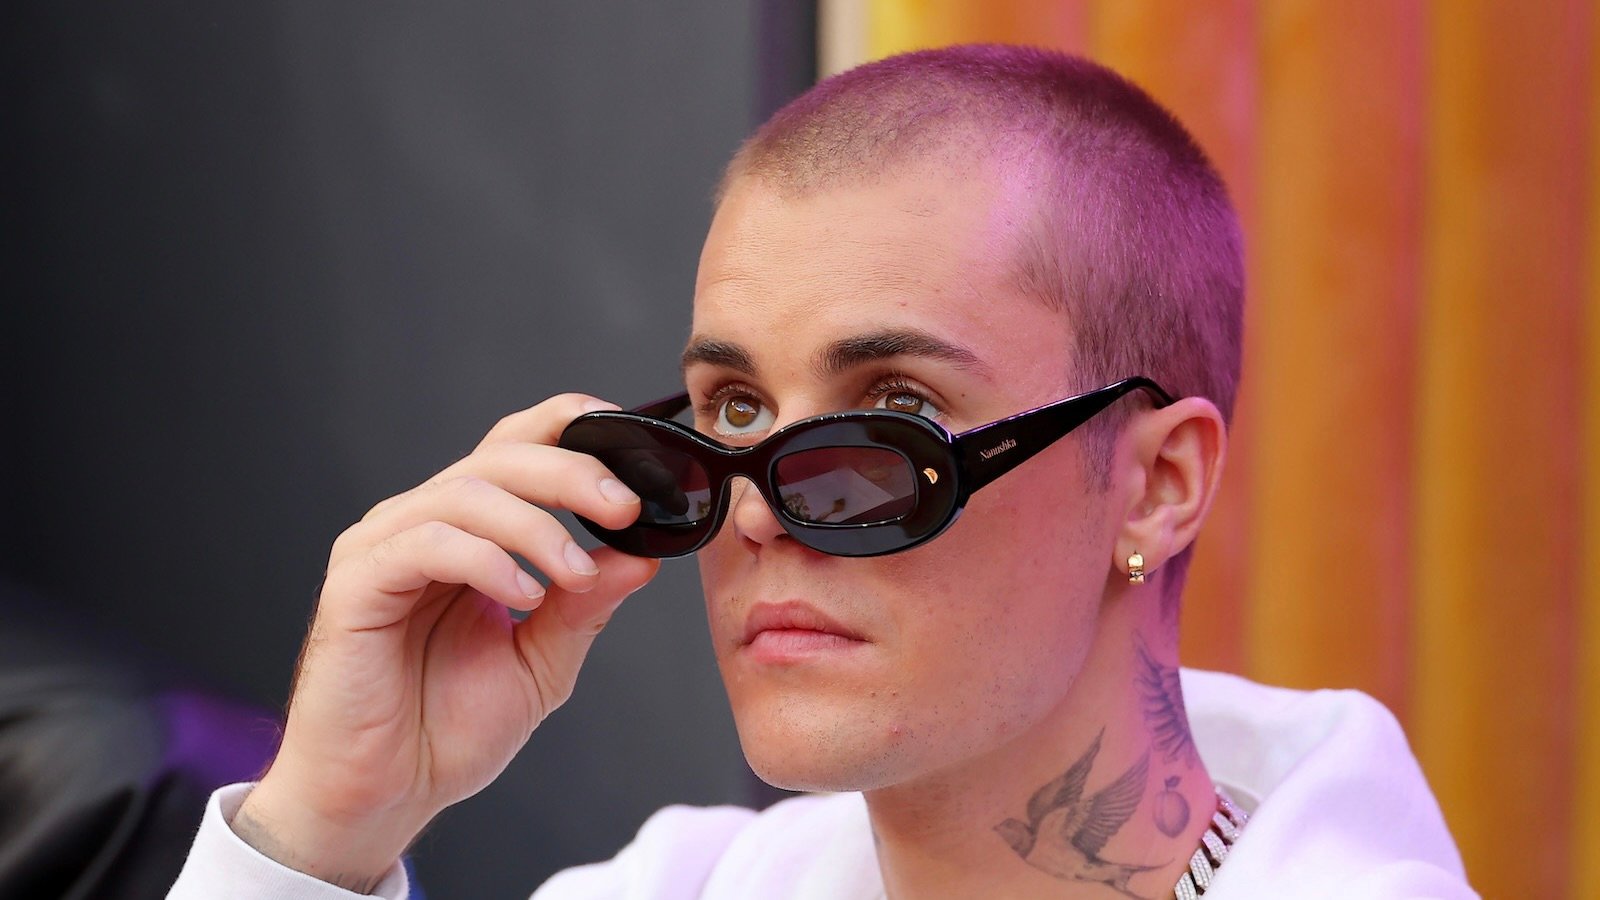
[979, 438, 1018, 460]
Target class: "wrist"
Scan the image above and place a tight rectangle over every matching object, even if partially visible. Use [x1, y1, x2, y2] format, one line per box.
[231, 774, 421, 893]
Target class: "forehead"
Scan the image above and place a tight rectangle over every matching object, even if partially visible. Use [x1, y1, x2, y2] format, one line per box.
[690, 169, 1073, 388]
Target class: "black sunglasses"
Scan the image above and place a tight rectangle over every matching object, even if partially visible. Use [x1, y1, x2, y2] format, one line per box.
[557, 377, 1174, 558]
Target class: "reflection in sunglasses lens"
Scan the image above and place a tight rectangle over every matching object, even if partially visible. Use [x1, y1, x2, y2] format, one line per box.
[774, 447, 914, 525]
[606, 448, 711, 526]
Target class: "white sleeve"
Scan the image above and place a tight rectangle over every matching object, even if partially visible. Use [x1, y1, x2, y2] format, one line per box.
[530, 805, 755, 900]
[167, 783, 410, 900]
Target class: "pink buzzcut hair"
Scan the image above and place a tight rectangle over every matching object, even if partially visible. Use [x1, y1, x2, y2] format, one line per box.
[720, 45, 1245, 604]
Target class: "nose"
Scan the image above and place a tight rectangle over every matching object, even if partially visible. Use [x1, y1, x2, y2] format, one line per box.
[727, 476, 788, 550]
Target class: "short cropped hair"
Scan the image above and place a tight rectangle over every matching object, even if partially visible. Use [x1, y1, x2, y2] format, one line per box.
[720, 45, 1244, 602]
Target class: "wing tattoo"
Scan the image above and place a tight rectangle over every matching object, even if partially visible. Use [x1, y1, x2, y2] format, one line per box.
[1026, 727, 1102, 826]
[1069, 750, 1150, 860]
[1135, 635, 1197, 766]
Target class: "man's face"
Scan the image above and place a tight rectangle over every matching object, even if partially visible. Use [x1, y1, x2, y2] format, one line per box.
[688, 164, 1116, 792]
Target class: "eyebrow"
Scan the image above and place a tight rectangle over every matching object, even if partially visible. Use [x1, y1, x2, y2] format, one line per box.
[680, 337, 757, 376]
[680, 328, 992, 380]
[816, 328, 991, 379]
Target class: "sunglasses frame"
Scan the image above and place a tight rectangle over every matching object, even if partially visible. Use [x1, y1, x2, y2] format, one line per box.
[557, 376, 1175, 558]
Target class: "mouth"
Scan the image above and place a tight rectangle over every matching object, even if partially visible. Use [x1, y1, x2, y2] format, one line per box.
[738, 600, 869, 662]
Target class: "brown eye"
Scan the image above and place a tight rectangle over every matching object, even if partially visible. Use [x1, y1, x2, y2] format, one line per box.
[726, 397, 759, 427]
[872, 388, 942, 420]
[714, 394, 773, 436]
[882, 392, 925, 415]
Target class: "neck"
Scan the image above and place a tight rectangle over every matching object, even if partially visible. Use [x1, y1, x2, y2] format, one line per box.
[861, 591, 1214, 900]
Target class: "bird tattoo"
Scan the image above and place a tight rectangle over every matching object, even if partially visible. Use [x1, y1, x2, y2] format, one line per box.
[995, 729, 1164, 899]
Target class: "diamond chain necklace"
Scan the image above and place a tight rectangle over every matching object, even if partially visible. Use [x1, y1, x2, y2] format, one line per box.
[1174, 788, 1250, 899]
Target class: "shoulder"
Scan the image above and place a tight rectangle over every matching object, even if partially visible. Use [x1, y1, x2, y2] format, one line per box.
[534, 793, 879, 900]
[1181, 670, 1478, 899]
[1180, 668, 1428, 806]
[1181, 668, 1409, 782]
[532, 803, 756, 900]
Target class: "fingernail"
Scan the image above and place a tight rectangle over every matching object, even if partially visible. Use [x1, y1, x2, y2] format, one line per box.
[564, 541, 599, 576]
[515, 569, 545, 601]
[581, 398, 621, 413]
[599, 477, 638, 504]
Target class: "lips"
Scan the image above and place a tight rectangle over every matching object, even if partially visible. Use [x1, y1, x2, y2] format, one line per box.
[739, 600, 867, 647]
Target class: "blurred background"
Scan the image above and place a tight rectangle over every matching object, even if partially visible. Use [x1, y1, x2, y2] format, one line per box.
[3, 1, 1595, 898]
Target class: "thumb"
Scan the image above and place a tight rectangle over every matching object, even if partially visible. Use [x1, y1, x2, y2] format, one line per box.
[512, 546, 661, 714]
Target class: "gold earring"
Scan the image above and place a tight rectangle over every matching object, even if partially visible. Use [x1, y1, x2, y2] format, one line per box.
[1127, 552, 1146, 584]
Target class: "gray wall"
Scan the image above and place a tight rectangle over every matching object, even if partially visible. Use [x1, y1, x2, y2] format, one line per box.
[3, 3, 812, 895]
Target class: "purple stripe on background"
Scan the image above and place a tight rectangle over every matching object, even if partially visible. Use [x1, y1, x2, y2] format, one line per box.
[156, 690, 281, 788]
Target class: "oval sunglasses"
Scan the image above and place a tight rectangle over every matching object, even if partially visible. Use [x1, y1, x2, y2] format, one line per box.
[557, 376, 1174, 558]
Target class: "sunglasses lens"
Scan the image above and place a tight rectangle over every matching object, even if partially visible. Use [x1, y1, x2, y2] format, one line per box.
[603, 446, 713, 526]
[773, 447, 916, 525]
[563, 419, 713, 527]
[562, 410, 956, 558]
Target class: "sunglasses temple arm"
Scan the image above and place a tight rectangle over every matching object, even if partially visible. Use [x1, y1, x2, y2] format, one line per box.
[631, 392, 692, 419]
[953, 378, 1174, 494]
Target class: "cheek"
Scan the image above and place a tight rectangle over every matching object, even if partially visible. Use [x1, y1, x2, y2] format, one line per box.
[886, 466, 1107, 702]
[686, 468, 1108, 790]
[935, 459, 1104, 592]
[695, 540, 740, 645]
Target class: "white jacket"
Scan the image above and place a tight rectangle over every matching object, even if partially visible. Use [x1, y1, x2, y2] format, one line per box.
[169, 670, 1477, 899]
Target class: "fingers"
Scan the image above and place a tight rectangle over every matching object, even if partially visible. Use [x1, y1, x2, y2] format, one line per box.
[435, 443, 643, 532]
[477, 392, 620, 450]
[325, 393, 644, 630]
[260, 393, 658, 860]
[343, 463, 639, 593]
[355, 393, 629, 534]
[513, 546, 661, 713]
[321, 520, 544, 632]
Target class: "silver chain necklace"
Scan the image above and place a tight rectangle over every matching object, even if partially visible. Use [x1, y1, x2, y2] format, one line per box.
[1174, 788, 1250, 899]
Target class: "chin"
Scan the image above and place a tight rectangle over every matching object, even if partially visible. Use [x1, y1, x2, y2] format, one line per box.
[742, 740, 890, 794]
[731, 699, 921, 793]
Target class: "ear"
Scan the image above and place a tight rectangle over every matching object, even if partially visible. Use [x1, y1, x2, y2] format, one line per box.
[1112, 397, 1228, 579]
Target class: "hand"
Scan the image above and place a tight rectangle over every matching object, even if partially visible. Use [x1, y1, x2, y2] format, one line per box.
[232, 394, 660, 890]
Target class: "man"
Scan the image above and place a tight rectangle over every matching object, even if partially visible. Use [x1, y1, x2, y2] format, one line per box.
[171, 46, 1473, 898]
